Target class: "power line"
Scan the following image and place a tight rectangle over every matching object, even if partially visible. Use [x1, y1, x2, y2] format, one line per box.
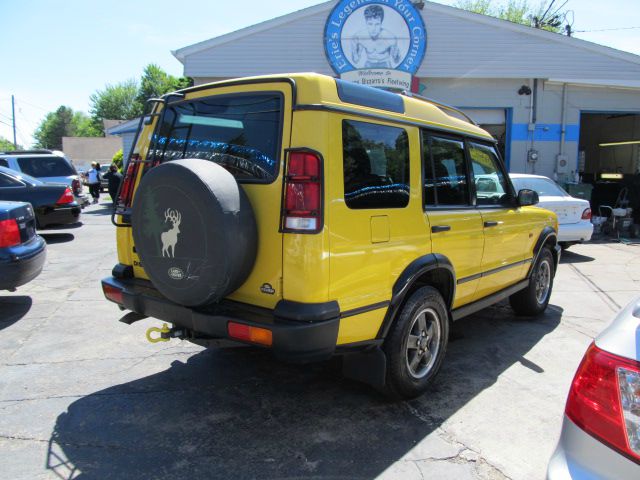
[574, 26, 640, 33]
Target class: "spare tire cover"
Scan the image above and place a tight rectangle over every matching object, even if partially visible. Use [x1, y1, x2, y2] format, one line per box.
[131, 159, 257, 307]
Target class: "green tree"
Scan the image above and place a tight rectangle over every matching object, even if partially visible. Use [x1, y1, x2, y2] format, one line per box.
[136, 63, 192, 107]
[89, 79, 141, 134]
[454, 0, 568, 32]
[33, 107, 100, 150]
[33, 106, 75, 150]
[0, 136, 20, 151]
[112, 149, 124, 171]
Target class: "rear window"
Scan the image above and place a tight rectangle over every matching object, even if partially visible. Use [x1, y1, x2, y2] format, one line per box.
[17, 156, 75, 178]
[149, 93, 282, 182]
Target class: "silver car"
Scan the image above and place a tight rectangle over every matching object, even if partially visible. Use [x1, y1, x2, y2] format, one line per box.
[547, 296, 640, 479]
[0, 150, 90, 208]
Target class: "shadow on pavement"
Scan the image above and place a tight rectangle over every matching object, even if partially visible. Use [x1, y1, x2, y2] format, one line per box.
[48, 302, 562, 479]
[41, 222, 83, 231]
[0, 296, 32, 331]
[82, 205, 113, 216]
[40, 233, 75, 244]
[559, 250, 595, 264]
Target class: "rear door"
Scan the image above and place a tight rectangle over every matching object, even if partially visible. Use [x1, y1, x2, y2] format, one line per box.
[423, 132, 484, 308]
[133, 82, 293, 309]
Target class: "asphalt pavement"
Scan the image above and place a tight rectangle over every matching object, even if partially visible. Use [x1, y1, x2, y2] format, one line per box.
[1, 200, 639, 480]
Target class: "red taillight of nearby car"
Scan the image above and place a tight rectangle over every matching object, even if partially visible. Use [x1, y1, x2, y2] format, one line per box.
[581, 208, 592, 220]
[282, 150, 323, 233]
[565, 342, 640, 464]
[56, 187, 75, 205]
[0, 219, 21, 248]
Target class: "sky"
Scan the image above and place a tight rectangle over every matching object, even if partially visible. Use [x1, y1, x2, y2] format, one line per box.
[1, 0, 639, 147]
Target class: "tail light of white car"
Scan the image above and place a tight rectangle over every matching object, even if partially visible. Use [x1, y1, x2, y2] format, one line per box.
[581, 208, 592, 220]
[565, 342, 640, 464]
[71, 178, 82, 196]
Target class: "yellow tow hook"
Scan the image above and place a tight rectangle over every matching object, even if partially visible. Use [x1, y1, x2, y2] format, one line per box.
[146, 323, 171, 343]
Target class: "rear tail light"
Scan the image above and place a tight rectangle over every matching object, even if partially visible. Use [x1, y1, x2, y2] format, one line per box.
[102, 283, 124, 305]
[117, 154, 142, 211]
[227, 322, 273, 346]
[56, 187, 75, 205]
[282, 150, 323, 233]
[0, 219, 20, 248]
[582, 208, 592, 220]
[565, 342, 640, 464]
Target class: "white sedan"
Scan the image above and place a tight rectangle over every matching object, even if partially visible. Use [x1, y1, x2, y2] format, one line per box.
[510, 174, 593, 250]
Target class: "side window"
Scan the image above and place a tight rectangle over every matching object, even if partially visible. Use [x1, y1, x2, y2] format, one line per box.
[0, 173, 23, 187]
[423, 134, 469, 207]
[342, 120, 410, 209]
[469, 142, 511, 206]
[0, 159, 9, 168]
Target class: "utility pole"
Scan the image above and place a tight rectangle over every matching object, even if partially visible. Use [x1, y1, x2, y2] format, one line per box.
[11, 95, 17, 149]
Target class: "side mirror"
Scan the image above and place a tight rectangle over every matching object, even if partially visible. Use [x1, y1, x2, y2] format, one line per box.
[518, 188, 539, 206]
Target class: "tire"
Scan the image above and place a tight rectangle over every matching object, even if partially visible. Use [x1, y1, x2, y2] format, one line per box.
[383, 286, 449, 399]
[509, 247, 554, 316]
[131, 159, 257, 307]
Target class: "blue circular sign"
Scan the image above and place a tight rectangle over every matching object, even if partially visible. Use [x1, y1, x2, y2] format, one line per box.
[325, 0, 427, 75]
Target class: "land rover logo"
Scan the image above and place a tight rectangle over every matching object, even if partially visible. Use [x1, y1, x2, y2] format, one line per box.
[260, 283, 276, 295]
[168, 267, 185, 280]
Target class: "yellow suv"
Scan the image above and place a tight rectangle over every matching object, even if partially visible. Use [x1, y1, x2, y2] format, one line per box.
[102, 73, 559, 399]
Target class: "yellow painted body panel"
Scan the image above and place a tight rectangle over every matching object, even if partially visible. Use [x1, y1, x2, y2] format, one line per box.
[337, 308, 388, 345]
[328, 120, 427, 317]
[115, 73, 555, 348]
[427, 210, 484, 308]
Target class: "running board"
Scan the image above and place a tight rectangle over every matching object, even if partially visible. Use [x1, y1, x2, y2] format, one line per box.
[451, 279, 529, 321]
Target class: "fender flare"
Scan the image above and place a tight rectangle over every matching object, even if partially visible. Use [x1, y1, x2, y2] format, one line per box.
[529, 226, 559, 278]
[377, 253, 455, 339]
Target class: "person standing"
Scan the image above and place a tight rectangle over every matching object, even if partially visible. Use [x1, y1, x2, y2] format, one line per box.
[103, 163, 123, 204]
[87, 162, 101, 204]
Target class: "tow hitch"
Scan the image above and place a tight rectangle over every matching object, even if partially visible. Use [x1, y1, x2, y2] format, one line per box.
[145, 323, 186, 343]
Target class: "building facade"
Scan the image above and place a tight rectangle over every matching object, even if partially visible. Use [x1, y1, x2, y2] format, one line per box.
[172, 1, 640, 183]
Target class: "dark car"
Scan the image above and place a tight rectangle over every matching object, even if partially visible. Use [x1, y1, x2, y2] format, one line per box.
[0, 201, 46, 291]
[0, 150, 90, 208]
[0, 166, 81, 228]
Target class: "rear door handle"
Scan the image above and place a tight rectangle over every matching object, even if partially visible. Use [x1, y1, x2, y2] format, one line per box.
[431, 225, 451, 233]
[484, 221, 500, 228]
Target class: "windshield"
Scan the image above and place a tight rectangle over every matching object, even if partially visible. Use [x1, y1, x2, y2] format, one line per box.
[17, 156, 75, 178]
[511, 177, 568, 197]
[149, 93, 282, 182]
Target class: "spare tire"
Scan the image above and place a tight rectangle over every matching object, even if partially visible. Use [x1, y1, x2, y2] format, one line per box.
[131, 159, 257, 307]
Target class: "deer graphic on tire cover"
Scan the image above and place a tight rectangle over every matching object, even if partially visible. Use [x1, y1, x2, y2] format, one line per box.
[161, 209, 181, 258]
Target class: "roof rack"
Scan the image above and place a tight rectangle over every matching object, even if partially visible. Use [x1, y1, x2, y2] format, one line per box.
[400, 91, 478, 126]
[0, 149, 56, 155]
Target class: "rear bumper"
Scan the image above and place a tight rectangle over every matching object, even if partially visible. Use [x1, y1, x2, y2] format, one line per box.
[101, 276, 340, 362]
[37, 205, 81, 228]
[558, 220, 593, 243]
[547, 415, 640, 480]
[0, 236, 46, 290]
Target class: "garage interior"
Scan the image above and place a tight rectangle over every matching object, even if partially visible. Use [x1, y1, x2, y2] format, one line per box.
[579, 112, 640, 226]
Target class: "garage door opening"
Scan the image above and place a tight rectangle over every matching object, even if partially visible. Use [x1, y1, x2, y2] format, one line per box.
[579, 113, 640, 182]
[579, 112, 640, 222]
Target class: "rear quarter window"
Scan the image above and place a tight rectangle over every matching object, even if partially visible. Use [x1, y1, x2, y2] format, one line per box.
[342, 120, 410, 209]
[17, 156, 75, 178]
